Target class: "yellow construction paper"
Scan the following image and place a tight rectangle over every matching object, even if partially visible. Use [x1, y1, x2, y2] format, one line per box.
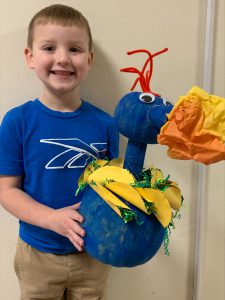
[88, 165, 135, 185]
[163, 185, 182, 210]
[90, 182, 132, 218]
[77, 160, 182, 227]
[150, 168, 164, 186]
[105, 181, 148, 213]
[78, 159, 108, 186]
[135, 188, 172, 227]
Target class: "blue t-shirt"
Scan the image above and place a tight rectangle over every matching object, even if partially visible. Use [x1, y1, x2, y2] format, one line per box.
[0, 99, 119, 254]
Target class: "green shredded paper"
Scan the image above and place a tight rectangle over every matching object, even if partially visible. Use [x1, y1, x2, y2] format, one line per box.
[118, 206, 137, 223]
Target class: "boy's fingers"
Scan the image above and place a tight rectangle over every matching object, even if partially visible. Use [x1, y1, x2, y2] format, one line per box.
[69, 205, 84, 223]
[67, 217, 85, 237]
[69, 238, 83, 252]
[71, 211, 84, 224]
[68, 229, 84, 251]
[71, 221, 85, 237]
[70, 202, 81, 209]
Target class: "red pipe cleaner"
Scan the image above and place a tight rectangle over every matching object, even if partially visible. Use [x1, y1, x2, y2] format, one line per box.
[120, 48, 168, 97]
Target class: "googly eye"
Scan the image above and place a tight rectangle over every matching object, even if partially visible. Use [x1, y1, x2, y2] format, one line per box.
[139, 93, 155, 104]
[162, 97, 172, 106]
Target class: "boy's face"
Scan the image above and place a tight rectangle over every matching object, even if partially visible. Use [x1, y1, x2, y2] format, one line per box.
[25, 23, 93, 100]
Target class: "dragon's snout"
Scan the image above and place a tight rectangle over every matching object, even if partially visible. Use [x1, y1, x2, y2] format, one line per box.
[114, 91, 173, 144]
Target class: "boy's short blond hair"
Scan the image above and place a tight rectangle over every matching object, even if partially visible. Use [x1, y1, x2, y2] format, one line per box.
[27, 4, 92, 50]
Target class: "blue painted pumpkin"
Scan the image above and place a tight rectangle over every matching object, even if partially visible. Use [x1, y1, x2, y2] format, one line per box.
[79, 186, 165, 267]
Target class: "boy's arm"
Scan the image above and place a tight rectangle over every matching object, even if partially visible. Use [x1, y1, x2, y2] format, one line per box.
[0, 175, 85, 251]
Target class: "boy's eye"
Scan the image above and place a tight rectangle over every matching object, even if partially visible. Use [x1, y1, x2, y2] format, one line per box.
[43, 46, 54, 52]
[70, 47, 80, 53]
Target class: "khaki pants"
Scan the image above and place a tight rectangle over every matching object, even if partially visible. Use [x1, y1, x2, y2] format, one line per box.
[14, 238, 111, 300]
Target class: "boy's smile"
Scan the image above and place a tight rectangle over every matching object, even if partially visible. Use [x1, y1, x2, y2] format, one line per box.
[25, 24, 93, 109]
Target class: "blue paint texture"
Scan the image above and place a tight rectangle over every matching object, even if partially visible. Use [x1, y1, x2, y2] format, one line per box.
[79, 186, 165, 267]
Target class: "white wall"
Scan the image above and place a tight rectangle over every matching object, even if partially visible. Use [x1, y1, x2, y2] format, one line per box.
[0, 1, 224, 299]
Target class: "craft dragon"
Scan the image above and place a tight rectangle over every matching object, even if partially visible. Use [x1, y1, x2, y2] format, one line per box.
[76, 48, 225, 267]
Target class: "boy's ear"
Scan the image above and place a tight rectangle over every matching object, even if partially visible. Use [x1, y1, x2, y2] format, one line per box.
[88, 51, 94, 69]
[24, 47, 35, 69]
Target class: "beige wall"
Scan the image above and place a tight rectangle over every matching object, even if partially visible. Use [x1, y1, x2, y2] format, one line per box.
[0, 1, 224, 299]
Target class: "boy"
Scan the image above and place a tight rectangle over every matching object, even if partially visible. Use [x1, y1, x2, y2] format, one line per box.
[0, 4, 119, 300]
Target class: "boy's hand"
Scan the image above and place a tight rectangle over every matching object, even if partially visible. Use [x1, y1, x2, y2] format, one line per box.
[47, 202, 85, 251]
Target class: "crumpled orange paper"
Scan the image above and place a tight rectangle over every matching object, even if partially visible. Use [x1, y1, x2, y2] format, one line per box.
[157, 86, 225, 165]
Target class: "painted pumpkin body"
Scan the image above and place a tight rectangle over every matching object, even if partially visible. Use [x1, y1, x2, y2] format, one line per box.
[79, 186, 165, 267]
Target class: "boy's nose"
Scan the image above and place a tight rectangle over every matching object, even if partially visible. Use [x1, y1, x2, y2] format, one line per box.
[56, 50, 70, 66]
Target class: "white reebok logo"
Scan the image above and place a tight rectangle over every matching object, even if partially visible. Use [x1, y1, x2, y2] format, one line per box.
[40, 138, 107, 169]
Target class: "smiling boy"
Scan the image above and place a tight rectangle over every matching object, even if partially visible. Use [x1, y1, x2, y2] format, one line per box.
[25, 22, 93, 112]
[0, 4, 119, 299]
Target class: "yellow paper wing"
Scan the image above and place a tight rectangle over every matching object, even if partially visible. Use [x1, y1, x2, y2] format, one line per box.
[78, 159, 108, 186]
[89, 181, 135, 221]
[163, 184, 182, 210]
[150, 168, 164, 186]
[88, 165, 135, 185]
[105, 182, 149, 214]
[135, 188, 172, 227]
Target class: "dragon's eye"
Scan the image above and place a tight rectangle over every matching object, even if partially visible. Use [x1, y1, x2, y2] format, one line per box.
[139, 93, 155, 104]
[162, 97, 173, 106]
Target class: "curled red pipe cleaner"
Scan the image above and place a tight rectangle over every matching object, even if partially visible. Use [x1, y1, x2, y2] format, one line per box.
[120, 48, 168, 96]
